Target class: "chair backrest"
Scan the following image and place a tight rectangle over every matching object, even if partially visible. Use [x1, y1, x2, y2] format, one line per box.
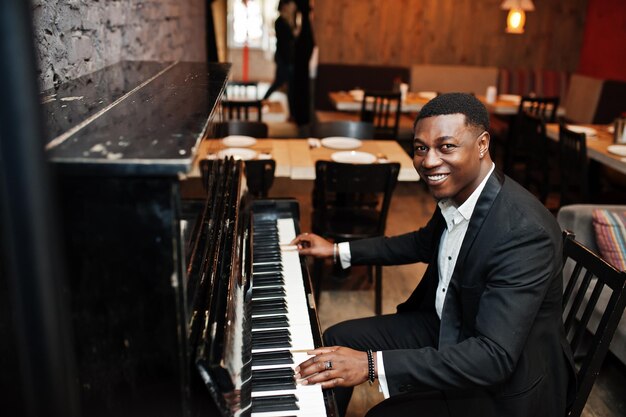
[221, 99, 263, 121]
[215, 120, 268, 138]
[520, 112, 550, 203]
[314, 161, 400, 235]
[199, 159, 275, 199]
[561, 231, 626, 417]
[360, 91, 401, 140]
[244, 159, 276, 198]
[226, 81, 259, 100]
[559, 122, 589, 206]
[518, 96, 560, 123]
[312, 121, 375, 139]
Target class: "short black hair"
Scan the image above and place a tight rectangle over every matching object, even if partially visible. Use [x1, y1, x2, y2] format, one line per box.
[414, 92, 489, 131]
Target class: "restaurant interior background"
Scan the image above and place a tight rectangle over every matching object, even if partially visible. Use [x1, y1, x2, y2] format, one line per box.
[2, 0, 625, 416]
[33, 0, 625, 90]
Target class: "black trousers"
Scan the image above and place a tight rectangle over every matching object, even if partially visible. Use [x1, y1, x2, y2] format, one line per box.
[323, 311, 496, 417]
[263, 60, 294, 109]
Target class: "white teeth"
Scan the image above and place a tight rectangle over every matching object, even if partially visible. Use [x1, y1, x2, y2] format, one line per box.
[427, 174, 446, 181]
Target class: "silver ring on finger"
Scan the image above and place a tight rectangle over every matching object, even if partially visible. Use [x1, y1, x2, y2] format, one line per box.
[324, 360, 332, 370]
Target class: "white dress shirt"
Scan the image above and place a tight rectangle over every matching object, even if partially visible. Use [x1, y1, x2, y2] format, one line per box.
[337, 163, 495, 398]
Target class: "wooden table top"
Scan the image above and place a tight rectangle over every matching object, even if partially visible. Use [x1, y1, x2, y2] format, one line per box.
[546, 123, 626, 175]
[329, 91, 426, 113]
[189, 138, 420, 182]
[330, 91, 565, 117]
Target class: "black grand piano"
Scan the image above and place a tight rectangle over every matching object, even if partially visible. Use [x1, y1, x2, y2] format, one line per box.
[0, 60, 335, 417]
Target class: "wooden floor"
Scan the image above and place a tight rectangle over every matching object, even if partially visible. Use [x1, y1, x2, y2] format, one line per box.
[268, 179, 626, 417]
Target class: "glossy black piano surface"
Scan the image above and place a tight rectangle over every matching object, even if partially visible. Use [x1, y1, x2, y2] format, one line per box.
[44, 60, 229, 176]
[40, 61, 228, 417]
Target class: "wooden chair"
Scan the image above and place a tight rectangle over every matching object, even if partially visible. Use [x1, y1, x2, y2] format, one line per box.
[311, 160, 400, 315]
[561, 231, 626, 417]
[200, 159, 275, 198]
[360, 91, 401, 140]
[312, 121, 375, 139]
[559, 122, 589, 207]
[244, 159, 276, 198]
[221, 99, 263, 122]
[520, 112, 552, 204]
[215, 120, 268, 138]
[504, 96, 560, 178]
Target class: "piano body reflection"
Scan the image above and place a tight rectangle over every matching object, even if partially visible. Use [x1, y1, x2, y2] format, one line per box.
[17, 61, 335, 416]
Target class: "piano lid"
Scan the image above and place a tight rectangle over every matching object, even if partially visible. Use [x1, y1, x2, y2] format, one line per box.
[43, 60, 230, 176]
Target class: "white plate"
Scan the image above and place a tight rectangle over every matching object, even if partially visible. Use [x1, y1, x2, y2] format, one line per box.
[417, 91, 437, 100]
[499, 94, 521, 104]
[566, 125, 597, 136]
[222, 135, 257, 147]
[607, 145, 626, 157]
[331, 151, 376, 164]
[217, 148, 257, 160]
[349, 89, 364, 101]
[321, 137, 362, 150]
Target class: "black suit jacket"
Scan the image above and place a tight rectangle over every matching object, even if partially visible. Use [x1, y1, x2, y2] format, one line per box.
[350, 171, 575, 417]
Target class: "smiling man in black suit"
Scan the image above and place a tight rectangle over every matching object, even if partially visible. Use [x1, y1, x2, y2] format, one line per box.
[290, 93, 575, 417]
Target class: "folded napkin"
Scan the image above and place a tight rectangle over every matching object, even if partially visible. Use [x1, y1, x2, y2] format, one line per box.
[307, 138, 321, 148]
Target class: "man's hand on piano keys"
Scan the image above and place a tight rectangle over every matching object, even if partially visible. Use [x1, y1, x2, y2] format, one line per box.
[289, 233, 334, 258]
[294, 346, 370, 388]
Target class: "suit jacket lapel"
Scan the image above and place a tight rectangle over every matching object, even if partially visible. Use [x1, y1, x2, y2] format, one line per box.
[439, 170, 505, 347]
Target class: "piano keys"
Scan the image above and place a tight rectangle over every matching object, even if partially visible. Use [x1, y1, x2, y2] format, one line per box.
[192, 161, 336, 417]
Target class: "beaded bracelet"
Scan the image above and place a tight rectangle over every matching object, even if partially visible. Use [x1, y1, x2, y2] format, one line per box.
[366, 349, 376, 385]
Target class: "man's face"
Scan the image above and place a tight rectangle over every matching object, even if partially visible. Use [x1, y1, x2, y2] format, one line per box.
[413, 113, 488, 205]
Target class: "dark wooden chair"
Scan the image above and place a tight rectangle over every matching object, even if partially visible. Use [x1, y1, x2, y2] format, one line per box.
[221, 99, 263, 121]
[244, 159, 276, 198]
[311, 160, 400, 315]
[200, 159, 275, 198]
[312, 121, 375, 139]
[520, 112, 551, 204]
[214, 120, 268, 138]
[559, 122, 589, 207]
[360, 91, 401, 140]
[561, 231, 626, 417]
[504, 96, 560, 178]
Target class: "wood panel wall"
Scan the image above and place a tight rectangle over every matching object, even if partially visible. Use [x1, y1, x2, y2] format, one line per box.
[314, 0, 588, 71]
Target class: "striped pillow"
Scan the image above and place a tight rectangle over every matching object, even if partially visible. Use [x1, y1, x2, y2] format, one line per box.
[592, 209, 626, 271]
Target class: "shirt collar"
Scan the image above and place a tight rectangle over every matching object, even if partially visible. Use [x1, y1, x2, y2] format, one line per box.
[438, 163, 495, 227]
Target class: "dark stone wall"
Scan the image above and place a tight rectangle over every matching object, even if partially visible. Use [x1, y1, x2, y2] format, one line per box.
[32, 0, 207, 90]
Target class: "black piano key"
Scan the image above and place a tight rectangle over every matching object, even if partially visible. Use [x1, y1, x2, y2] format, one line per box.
[251, 380, 296, 392]
[252, 287, 286, 299]
[252, 367, 294, 379]
[251, 315, 289, 329]
[252, 339, 291, 349]
[253, 264, 283, 273]
[252, 350, 293, 366]
[253, 255, 282, 263]
[251, 303, 288, 315]
[251, 298, 287, 308]
[253, 272, 284, 281]
[251, 394, 299, 413]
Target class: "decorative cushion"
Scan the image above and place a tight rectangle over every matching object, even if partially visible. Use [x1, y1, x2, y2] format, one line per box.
[592, 209, 626, 270]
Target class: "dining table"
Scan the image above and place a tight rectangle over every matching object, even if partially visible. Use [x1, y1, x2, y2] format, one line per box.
[187, 138, 420, 182]
[546, 123, 626, 175]
[330, 91, 566, 117]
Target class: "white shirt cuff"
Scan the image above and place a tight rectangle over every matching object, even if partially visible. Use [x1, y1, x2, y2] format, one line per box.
[376, 351, 390, 398]
[338, 242, 351, 269]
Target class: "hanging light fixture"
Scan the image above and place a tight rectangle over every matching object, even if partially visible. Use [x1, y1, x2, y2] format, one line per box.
[500, 0, 535, 34]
